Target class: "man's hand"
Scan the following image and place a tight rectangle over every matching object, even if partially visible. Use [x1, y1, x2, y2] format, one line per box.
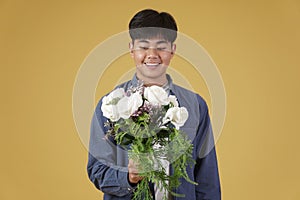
[128, 159, 144, 184]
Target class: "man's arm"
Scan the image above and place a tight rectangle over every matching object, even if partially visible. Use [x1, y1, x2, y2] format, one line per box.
[87, 100, 136, 197]
[194, 95, 221, 200]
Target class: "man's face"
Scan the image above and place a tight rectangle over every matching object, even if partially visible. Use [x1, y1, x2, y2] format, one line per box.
[130, 37, 176, 85]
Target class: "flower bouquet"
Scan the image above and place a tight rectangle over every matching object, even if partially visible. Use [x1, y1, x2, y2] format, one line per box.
[101, 82, 197, 200]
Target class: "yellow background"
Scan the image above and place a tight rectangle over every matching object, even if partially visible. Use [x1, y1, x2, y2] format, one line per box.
[1, 0, 300, 199]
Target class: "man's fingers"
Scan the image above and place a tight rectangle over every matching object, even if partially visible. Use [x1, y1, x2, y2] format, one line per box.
[128, 160, 138, 173]
[128, 159, 143, 183]
[128, 173, 143, 183]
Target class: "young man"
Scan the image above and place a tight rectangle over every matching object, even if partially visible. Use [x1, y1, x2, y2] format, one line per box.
[87, 9, 221, 200]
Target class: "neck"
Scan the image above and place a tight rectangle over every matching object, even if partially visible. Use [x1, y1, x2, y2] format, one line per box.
[136, 75, 168, 87]
[143, 83, 163, 87]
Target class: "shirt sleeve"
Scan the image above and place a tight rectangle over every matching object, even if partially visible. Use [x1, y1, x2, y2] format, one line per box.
[87, 99, 136, 197]
[194, 95, 221, 200]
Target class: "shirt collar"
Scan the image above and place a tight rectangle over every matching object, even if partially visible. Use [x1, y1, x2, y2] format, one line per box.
[130, 74, 175, 94]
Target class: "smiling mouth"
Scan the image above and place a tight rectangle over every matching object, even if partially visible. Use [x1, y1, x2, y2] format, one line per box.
[144, 63, 161, 67]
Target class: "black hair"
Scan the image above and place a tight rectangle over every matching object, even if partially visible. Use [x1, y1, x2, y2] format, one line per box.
[129, 9, 178, 43]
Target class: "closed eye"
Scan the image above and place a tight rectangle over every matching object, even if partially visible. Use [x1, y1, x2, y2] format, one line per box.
[139, 46, 149, 50]
[157, 47, 167, 51]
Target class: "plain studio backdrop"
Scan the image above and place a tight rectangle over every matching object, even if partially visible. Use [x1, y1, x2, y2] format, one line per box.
[1, 1, 299, 200]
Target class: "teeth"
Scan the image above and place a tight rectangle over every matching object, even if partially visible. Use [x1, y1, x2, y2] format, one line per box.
[145, 63, 160, 66]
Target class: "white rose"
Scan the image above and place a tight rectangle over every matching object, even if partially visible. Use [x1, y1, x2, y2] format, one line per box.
[101, 104, 120, 122]
[144, 85, 170, 105]
[168, 95, 179, 107]
[163, 107, 189, 129]
[117, 92, 143, 119]
[102, 88, 125, 105]
[101, 88, 125, 121]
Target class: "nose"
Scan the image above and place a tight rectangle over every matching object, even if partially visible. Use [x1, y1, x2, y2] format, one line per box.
[146, 48, 159, 59]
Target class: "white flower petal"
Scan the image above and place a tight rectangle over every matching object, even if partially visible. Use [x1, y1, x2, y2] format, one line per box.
[117, 93, 143, 119]
[144, 86, 169, 105]
[101, 104, 120, 122]
[100, 88, 126, 121]
[168, 95, 179, 107]
[163, 107, 188, 129]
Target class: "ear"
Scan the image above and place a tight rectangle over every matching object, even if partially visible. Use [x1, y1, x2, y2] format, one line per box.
[171, 43, 176, 56]
[129, 42, 134, 57]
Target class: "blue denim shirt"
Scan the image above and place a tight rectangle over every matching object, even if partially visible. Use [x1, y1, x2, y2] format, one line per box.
[87, 75, 221, 200]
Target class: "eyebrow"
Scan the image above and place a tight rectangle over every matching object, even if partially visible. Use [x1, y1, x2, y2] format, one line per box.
[156, 40, 168, 45]
[137, 39, 168, 44]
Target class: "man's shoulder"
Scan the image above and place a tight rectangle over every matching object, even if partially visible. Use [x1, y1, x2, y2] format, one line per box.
[172, 83, 195, 95]
[172, 83, 207, 106]
[114, 80, 132, 90]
